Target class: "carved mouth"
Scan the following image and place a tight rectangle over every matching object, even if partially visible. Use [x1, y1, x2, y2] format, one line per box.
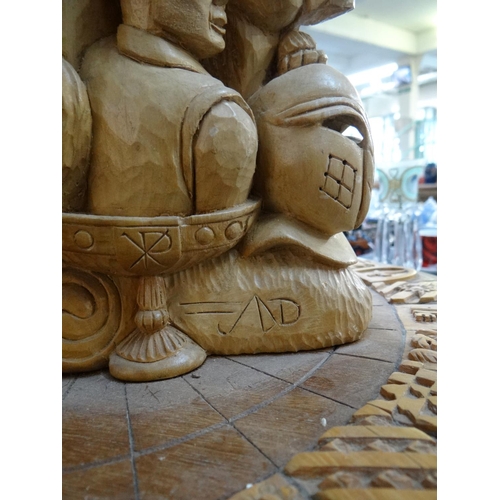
[210, 20, 226, 36]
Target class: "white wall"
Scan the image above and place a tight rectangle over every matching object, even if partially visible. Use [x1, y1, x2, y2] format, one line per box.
[362, 80, 437, 119]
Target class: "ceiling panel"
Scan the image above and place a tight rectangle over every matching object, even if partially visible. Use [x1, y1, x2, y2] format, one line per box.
[303, 0, 437, 77]
[353, 0, 437, 33]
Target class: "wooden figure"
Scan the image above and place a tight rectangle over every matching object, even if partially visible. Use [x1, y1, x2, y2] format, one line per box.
[62, 0, 374, 382]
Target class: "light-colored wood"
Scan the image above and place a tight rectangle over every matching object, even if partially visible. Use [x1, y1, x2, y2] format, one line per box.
[368, 426, 433, 441]
[408, 349, 437, 363]
[380, 281, 437, 304]
[399, 360, 425, 375]
[248, 64, 374, 235]
[62, 4, 441, 493]
[109, 276, 207, 382]
[62, 0, 375, 382]
[315, 489, 436, 500]
[354, 266, 417, 285]
[227, 270, 438, 499]
[365, 400, 398, 414]
[336, 277, 439, 434]
[319, 425, 433, 443]
[64, 291, 409, 499]
[411, 334, 437, 351]
[277, 30, 328, 76]
[62, 269, 137, 372]
[62, 0, 121, 69]
[62, 58, 92, 213]
[80, 24, 257, 218]
[204, 0, 354, 98]
[350, 405, 394, 423]
[380, 384, 408, 400]
[387, 372, 415, 385]
[166, 248, 372, 355]
[62, 200, 260, 276]
[412, 308, 437, 323]
[285, 451, 435, 477]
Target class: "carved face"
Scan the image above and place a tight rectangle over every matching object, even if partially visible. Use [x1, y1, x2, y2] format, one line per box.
[152, 0, 229, 59]
[228, 0, 302, 32]
[249, 64, 374, 236]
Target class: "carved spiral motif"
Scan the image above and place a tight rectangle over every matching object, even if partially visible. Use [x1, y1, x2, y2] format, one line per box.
[62, 267, 122, 371]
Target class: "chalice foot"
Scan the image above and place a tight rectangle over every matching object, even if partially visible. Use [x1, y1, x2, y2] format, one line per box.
[109, 275, 206, 382]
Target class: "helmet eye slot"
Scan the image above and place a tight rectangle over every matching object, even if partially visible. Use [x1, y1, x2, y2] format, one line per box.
[322, 117, 364, 146]
[322, 117, 349, 133]
[342, 126, 363, 144]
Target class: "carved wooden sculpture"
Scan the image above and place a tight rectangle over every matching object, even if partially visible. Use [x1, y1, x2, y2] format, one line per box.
[62, 0, 374, 382]
[204, 0, 354, 98]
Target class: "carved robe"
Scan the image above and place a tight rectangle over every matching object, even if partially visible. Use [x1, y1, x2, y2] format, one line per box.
[80, 24, 256, 217]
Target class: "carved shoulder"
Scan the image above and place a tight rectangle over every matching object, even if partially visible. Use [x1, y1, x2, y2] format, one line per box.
[62, 58, 92, 213]
[194, 100, 258, 213]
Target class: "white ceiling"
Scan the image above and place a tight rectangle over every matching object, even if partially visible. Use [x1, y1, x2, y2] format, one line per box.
[303, 0, 437, 77]
[353, 0, 436, 32]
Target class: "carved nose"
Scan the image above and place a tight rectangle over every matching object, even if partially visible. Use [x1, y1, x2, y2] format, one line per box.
[211, 7, 227, 28]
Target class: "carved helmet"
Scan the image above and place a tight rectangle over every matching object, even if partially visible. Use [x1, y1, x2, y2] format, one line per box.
[248, 63, 374, 236]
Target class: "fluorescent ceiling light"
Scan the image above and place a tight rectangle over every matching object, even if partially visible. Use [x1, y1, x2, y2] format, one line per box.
[347, 63, 398, 87]
[417, 72, 437, 84]
[359, 81, 397, 98]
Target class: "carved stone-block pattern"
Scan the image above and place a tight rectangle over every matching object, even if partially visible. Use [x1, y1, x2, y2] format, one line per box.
[353, 263, 417, 285]
[282, 425, 436, 496]
[347, 270, 438, 435]
[412, 308, 437, 323]
[373, 281, 437, 304]
[351, 363, 437, 433]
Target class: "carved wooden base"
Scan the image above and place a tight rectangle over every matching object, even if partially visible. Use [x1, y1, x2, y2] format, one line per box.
[167, 248, 372, 355]
[109, 326, 206, 382]
[63, 266, 437, 498]
[108, 275, 207, 381]
[62, 268, 137, 372]
[63, 248, 373, 382]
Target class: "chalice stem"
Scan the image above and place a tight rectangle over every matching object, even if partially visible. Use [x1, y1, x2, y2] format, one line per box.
[135, 275, 170, 336]
[109, 275, 206, 381]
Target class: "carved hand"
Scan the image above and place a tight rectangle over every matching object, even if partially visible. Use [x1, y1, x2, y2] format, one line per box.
[277, 30, 327, 76]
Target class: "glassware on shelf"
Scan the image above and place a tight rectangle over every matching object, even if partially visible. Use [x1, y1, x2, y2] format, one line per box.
[374, 203, 423, 270]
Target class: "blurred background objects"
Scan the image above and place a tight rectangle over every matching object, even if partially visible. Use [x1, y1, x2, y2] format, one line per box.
[307, 0, 437, 273]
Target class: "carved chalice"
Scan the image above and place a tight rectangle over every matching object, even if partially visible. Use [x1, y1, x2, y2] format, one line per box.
[62, 0, 372, 382]
[63, 200, 260, 381]
[62, 5, 260, 382]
